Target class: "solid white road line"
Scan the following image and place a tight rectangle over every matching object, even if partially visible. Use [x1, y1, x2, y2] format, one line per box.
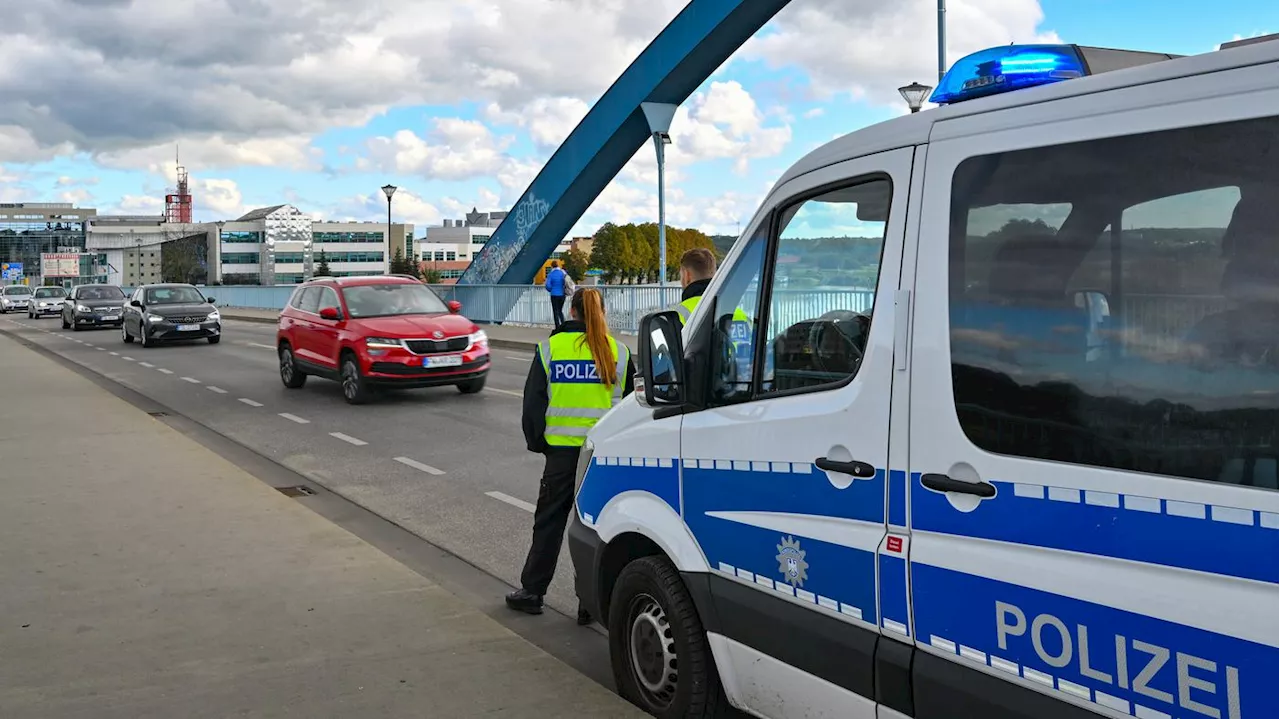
[329, 432, 367, 446]
[279, 413, 310, 424]
[138, 362, 154, 368]
[181, 376, 201, 384]
[238, 398, 264, 407]
[207, 386, 228, 394]
[504, 355, 532, 362]
[485, 491, 536, 513]
[157, 368, 174, 374]
[394, 456, 445, 476]
[487, 387, 523, 398]
[247, 342, 276, 350]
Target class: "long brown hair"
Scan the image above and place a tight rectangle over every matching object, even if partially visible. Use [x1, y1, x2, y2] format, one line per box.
[571, 288, 617, 387]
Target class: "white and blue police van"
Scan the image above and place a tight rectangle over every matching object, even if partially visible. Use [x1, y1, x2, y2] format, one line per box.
[568, 35, 1278, 719]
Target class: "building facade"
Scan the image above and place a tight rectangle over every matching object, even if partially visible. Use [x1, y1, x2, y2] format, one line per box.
[418, 208, 569, 280]
[86, 215, 217, 287]
[0, 203, 97, 284]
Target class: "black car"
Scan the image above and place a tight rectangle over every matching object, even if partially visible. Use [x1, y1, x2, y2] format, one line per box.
[62, 284, 127, 330]
[121, 284, 221, 347]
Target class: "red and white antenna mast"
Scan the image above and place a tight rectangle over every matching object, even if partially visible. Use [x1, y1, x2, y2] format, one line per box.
[165, 145, 192, 223]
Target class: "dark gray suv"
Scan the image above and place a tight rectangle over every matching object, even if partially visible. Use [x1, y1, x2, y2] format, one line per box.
[122, 284, 221, 347]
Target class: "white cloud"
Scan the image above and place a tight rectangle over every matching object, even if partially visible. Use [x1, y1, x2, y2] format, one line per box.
[327, 188, 442, 229]
[58, 188, 94, 204]
[96, 135, 322, 174]
[193, 178, 245, 218]
[103, 195, 165, 216]
[57, 175, 99, 187]
[746, 0, 1059, 106]
[804, 108, 825, 119]
[359, 119, 514, 180]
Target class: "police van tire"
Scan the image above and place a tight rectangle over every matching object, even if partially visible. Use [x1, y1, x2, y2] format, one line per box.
[608, 555, 728, 718]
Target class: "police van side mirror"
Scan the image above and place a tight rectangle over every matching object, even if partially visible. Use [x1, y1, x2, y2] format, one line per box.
[637, 310, 685, 408]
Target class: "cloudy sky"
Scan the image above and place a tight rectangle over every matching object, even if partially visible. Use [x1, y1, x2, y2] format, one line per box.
[1, 0, 1274, 237]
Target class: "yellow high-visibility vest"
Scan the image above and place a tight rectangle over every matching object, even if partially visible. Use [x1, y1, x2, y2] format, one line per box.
[539, 332, 630, 447]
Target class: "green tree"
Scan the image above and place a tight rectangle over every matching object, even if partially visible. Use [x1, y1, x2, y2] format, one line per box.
[420, 265, 443, 284]
[390, 246, 407, 275]
[561, 248, 589, 280]
[590, 223, 626, 283]
[314, 248, 332, 277]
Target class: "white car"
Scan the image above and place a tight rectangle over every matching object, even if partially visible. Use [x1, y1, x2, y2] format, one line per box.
[27, 286, 68, 319]
[0, 285, 32, 314]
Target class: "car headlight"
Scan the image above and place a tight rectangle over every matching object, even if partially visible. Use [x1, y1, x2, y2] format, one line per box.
[468, 329, 489, 352]
[147, 314, 167, 323]
[574, 439, 595, 493]
[206, 310, 220, 321]
[75, 304, 90, 312]
[365, 337, 402, 348]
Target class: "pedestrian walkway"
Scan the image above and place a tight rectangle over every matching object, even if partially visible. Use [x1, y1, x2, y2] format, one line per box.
[0, 333, 641, 719]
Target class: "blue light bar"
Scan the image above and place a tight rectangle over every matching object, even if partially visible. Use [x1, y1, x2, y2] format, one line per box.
[930, 44, 1088, 105]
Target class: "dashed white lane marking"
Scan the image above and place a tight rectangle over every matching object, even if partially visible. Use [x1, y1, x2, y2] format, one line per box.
[394, 456, 446, 475]
[108, 351, 119, 356]
[504, 355, 531, 362]
[121, 356, 135, 361]
[138, 362, 154, 368]
[247, 342, 276, 350]
[485, 491, 536, 513]
[96, 347, 106, 351]
[330, 432, 367, 446]
[279, 413, 310, 424]
[238, 398, 264, 407]
[487, 388, 523, 398]
[207, 386, 228, 394]
[181, 376, 201, 384]
[157, 368, 174, 374]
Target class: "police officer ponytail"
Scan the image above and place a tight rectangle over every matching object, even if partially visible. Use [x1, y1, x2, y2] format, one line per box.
[571, 288, 617, 388]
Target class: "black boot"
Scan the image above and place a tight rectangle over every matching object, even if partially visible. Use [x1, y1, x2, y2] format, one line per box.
[505, 588, 544, 615]
[576, 605, 592, 626]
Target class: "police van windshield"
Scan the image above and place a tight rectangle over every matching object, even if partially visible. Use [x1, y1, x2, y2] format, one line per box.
[948, 116, 1277, 489]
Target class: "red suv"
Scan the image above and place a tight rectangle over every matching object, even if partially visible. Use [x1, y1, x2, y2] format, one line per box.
[276, 276, 490, 404]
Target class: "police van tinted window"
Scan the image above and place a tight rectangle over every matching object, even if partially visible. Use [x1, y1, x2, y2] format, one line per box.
[761, 178, 891, 394]
[949, 117, 1277, 488]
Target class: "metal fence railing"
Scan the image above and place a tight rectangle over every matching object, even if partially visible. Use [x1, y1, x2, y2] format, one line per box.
[197, 283, 1226, 342]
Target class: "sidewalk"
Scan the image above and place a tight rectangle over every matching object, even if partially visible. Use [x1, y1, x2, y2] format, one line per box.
[0, 333, 641, 719]
[222, 307, 636, 352]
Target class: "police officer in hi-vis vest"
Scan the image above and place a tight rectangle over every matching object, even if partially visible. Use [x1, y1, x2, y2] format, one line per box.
[507, 288, 636, 620]
[670, 247, 717, 325]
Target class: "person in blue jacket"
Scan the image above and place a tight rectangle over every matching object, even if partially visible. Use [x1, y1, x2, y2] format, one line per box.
[544, 261, 572, 327]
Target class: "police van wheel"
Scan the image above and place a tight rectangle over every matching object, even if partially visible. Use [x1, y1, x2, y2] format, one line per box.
[609, 555, 728, 718]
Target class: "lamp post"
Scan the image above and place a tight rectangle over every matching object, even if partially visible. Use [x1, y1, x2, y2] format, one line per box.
[937, 0, 947, 81]
[381, 184, 397, 274]
[641, 102, 677, 286]
[898, 82, 933, 113]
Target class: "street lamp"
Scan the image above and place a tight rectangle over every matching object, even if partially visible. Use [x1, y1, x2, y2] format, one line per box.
[641, 102, 677, 286]
[898, 82, 932, 113]
[381, 184, 397, 274]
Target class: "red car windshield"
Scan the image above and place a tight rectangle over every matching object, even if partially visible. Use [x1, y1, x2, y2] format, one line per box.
[341, 284, 449, 319]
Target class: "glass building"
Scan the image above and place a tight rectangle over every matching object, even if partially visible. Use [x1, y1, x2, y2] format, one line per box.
[0, 203, 96, 284]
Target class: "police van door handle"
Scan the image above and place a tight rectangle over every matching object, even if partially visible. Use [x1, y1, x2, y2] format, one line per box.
[921, 473, 996, 498]
[815, 457, 876, 478]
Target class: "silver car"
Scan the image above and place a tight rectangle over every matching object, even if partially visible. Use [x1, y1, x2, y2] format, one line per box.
[27, 286, 68, 319]
[0, 285, 32, 314]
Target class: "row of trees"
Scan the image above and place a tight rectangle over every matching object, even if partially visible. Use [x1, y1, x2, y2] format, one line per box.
[588, 222, 719, 284]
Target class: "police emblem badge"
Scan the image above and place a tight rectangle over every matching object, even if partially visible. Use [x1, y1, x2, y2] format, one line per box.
[776, 535, 808, 588]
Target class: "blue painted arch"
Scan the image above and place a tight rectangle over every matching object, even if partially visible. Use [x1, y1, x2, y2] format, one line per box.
[458, 0, 793, 287]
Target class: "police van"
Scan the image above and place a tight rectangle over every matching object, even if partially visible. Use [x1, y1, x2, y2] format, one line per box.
[568, 36, 1278, 719]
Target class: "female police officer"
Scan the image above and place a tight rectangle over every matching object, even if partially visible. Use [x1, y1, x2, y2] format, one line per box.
[506, 288, 636, 619]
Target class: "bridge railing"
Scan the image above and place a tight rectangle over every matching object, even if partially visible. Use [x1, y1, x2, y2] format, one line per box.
[199, 283, 1221, 341]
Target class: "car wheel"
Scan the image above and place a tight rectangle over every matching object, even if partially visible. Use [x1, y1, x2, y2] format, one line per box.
[608, 555, 728, 719]
[139, 324, 153, 348]
[71, 319, 81, 331]
[207, 335, 221, 345]
[457, 376, 486, 394]
[278, 344, 307, 389]
[340, 354, 372, 405]
[121, 323, 134, 344]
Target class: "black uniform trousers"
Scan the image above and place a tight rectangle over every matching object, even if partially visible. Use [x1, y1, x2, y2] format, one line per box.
[519, 446, 581, 596]
[550, 294, 566, 327]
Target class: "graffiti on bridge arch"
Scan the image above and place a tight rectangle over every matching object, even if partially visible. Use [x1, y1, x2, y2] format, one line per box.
[458, 0, 793, 288]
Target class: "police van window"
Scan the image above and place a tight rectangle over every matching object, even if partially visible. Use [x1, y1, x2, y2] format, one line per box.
[948, 116, 1278, 489]
[760, 178, 892, 395]
[707, 228, 767, 405]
